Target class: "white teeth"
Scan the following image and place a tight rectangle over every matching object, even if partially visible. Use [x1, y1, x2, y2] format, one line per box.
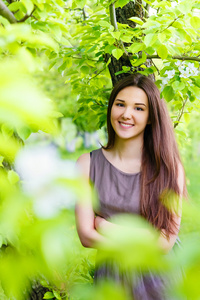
[120, 122, 133, 127]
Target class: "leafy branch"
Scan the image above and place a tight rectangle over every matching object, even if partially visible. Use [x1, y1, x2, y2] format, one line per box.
[160, 14, 184, 33]
[136, 54, 200, 62]
[87, 65, 107, 84]
[109, 2, 128, 55]
[0, 0, 35, 23]
[18, 6, 36, 22]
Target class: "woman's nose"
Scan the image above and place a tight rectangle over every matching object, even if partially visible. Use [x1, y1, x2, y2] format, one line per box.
[122, 107, 132, 119]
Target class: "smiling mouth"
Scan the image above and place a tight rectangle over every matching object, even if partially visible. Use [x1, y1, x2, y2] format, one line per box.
[119, 122, 134, 128]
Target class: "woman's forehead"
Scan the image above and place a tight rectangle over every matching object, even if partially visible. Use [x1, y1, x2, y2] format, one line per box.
[115, 86, 148, 105]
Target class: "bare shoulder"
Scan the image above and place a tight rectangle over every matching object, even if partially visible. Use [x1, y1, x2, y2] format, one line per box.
[76, 152, 90, 178]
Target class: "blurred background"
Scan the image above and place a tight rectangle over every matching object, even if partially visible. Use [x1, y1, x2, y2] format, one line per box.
[0, 0, 200, 299]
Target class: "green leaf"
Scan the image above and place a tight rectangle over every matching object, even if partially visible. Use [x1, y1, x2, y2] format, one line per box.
[128, 17, 143, 25]
[21, 0, 34, 14]
[8, 170, 20, 185]
[158, 33, 166, 43]
[0, 235, 3, 248]
[172, 81, 185, 91]
[0, 156, 4, 167]
[17, 127, 31, 140]
[53, 291, 62, 300]
[162, 86, 175, 102]
[144, 33, 157, 48]
[0, 16, 10, 26]
[157, 45, 168, 60]
[189, 85, 200, 99]
[115, 0, 130, 8]
[72, 0, 87, 9]
[190, 16, 200, 29]
[80, 65, 90, 74]
[43, 292, 55, 299]
[98, 21, 111, 28]
[184, 113, 190, 124]
[112, 48, 123, 60]
[58, 61, 67, 73]
[131, 52, 147, 67]
[1, 124, 13, 138]
[120, 35, 132, 43]
[128, 43, 145, 54]
[106, 57, 111, 66]
[8, 2, 22, 11]
[176, 29, 192, 44]
[111, 31, 121, 40]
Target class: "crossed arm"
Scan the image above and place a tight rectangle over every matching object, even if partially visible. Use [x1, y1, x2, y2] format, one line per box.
[75, 153, 184, 253]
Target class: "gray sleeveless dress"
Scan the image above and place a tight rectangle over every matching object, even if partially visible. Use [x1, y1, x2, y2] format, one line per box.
[89, 148, 179, 300]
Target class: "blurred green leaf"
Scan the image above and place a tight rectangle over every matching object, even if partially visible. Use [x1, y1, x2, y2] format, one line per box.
[43, 291, 55, 299]
[112, 48, 123, 60]
[8, 170, 20, 185]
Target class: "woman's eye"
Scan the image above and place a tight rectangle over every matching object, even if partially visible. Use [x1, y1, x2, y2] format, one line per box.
[116, 103, 124, 107]
[135, 107, 143, 111]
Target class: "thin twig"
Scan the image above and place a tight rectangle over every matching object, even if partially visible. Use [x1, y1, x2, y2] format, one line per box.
[144, 3, 150, 19]
[87, 65, 107, 84]
[151, 59, 160, 75]
[161, 14, 184, 33]
[135, 54, 200, 62]
[174, 97, 188, 128]
[109, 2, 128, 56]
[18, 6, 36, 22]
[82, 7, 86, 21]
[71, 56, 97, 62]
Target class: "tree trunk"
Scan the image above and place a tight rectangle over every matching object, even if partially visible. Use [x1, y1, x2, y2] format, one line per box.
[27, 281, 49, 300]
[106, 0, 151, 86]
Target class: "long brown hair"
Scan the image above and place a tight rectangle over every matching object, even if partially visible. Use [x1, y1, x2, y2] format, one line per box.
[103, 73, 186, 236]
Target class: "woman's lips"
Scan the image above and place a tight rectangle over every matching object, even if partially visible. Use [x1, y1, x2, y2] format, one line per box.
[119, 121, 134, 129]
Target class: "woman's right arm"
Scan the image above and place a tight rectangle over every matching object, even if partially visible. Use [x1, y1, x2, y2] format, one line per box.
[75, 153, 106, 248]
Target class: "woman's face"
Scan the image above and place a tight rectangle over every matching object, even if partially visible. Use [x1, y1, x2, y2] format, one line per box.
[110, 86, 149, 141]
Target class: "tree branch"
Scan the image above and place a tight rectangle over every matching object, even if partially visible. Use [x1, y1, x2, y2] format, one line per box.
[0, 0, 17, 23]
[144, 3, 150, 19]
[18, 6, 36, 22]
[82, 7, 86, 21]
[109, 2, 128, 56]
[174, 97, 188, 128]
[109, 2, 118, 31]
[135, 54, 200, 62]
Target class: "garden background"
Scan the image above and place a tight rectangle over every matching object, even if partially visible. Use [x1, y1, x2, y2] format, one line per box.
[0, 0, 200, 299]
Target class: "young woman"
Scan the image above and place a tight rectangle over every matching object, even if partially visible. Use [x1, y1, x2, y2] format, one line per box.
[75, 73, 186, 299]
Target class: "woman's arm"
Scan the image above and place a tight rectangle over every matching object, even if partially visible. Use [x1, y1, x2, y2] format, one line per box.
[95, 163, 185, 253]
[75, 153, 106, 248]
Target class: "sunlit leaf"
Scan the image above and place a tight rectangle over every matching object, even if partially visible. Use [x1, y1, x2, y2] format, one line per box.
[128, 17, 143, 25]
[8, 170, 20, 185]
[112, 48, 123, 60]
[157, 45, 168, 60]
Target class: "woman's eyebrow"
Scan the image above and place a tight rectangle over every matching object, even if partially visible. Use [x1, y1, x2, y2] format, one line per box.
[115, 99, 125, 102]
[115, 99, 147, 107]
[135, 103, 147, 107]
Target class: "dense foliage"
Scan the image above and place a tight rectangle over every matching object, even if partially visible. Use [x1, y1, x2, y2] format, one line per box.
[0, 0, 200, 299]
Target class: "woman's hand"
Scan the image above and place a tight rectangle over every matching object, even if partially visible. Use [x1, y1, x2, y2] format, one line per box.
[95, 216, 120, 233]
[95, 216, 106, 232]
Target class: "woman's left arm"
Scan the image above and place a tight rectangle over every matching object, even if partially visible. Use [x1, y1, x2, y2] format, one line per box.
[95, 163, 185, 254]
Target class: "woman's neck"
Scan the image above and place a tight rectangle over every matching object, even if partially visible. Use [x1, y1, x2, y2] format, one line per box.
[111, 136, 143, 161]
